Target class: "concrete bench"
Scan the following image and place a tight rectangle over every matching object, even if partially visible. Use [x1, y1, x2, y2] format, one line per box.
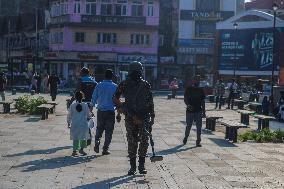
[252, 114, 276, 130]
[37, 104, 54, 120]
[0, 101, 13, 113]
[219, 120, 247, 143]
[44, 102, 58, 113]
[236, 110, 255, 125]
[234, 99, 247, 110]
[205, 115, 223, 131]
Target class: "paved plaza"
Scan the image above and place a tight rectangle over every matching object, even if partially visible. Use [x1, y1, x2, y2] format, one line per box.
[1, 93, 284, 188]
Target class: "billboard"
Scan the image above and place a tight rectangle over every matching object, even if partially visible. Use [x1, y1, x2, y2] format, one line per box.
[219, 28, 283, 72]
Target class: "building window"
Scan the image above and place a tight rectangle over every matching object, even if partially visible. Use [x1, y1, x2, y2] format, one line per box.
[51, 2, 60, 17]
[115, 0, 127, 16]
[130, 34, 150, 45]
[196, 0, 220, 11]
[147, 0, 154, 17]
[60, 0, 68, 15]
[132, 0, 143, 16]
[86, 0, 96, 15]
[101, 0, 112, 16]
[97, 33, 117, 44]
[50, 32, 63, 44]
[195, 21, 216, 38]
[75, 32, 85, 42]
[74, 0, 81, 14]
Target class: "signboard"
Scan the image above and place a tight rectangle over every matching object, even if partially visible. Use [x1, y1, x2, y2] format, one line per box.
[178, 47, 213, 54]
[81, 16, 146, 27]
[78, 52, 117, 61]
[219, 28, 282, 72]
[117, 54, 157, 64]
[160, 56, 175, 64]
[178, 39, 214, 47]
[180, 10, 234, 21]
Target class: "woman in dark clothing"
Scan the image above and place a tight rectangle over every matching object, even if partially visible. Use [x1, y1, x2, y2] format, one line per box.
[262, 96, 269, 116]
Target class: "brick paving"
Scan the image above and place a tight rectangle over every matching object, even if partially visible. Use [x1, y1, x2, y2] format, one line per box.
[0, 93, 284, 188]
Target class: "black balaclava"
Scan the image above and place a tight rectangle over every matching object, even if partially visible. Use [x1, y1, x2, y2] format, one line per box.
[129, 71, 141, 81]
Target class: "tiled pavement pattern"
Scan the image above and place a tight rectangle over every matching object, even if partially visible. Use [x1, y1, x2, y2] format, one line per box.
[0, 93, 284, 188]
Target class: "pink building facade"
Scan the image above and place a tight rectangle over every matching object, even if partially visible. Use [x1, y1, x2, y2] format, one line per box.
[47, 0, 159, 84]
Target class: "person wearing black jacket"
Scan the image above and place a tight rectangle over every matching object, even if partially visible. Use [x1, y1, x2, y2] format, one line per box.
[48, 73, 60, 101]
[183, 75, 206, 147]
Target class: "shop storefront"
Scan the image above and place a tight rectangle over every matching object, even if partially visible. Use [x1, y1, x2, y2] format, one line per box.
[117, 54, 158, 87]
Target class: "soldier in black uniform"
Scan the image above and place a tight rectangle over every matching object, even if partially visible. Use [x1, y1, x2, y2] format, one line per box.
[113, 61, 155, 175]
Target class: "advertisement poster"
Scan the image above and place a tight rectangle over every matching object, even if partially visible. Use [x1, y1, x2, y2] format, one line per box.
[219, 28, 282, 71]
[279, 67, 284, 86]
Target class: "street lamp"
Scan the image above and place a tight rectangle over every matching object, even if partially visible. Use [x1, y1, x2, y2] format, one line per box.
[233, 22, 238, 78]
[271, 3, 279, 104]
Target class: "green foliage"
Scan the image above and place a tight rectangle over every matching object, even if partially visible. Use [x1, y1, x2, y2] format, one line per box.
[238, 128, 284, 143]
[15, 95, 47, 114]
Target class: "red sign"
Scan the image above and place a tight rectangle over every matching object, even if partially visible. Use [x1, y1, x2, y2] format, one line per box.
[78, 53, 99, 60]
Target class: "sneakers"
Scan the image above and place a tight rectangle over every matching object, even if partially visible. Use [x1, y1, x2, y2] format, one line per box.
[102, 150, 111, 155]
[94, 143, 100, 153]
[196, 143, 202, 147]
[183, 137, 188, 145]
[71, 151, 78, 156]
[79, 148, 87, 156]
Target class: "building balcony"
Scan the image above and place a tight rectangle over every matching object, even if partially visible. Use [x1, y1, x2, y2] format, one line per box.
[48, 14, 158, 29]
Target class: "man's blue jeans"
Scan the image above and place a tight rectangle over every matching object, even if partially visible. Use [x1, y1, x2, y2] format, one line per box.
[185, 111, 202, 144]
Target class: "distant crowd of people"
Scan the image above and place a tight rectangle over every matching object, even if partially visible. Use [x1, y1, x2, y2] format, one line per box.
[213, 78, 284, 121]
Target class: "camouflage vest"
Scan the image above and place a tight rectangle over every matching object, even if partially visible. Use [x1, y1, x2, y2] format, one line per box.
[123, 79, 150, 119]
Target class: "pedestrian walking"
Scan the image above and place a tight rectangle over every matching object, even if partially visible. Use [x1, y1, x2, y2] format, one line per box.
[113, 61, 155, 175]
[262, 96, 269, 116]
[227, 79, 238, 109]
[169, 78, 179, 98]
[34, 72, 41, 94]
[67, 91, 92, 156]
[77, 67, 97, 103]
[215, 79, 225, 109]
[30, 73, 37, 92]
[43, 74, 49, 93]
[183, 75, 206, 147]
[48, 73, 60, 101]
[92, 69, 117, 155]
[0, 72, 7, 101]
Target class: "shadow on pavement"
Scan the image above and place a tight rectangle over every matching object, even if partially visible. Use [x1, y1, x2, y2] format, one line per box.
[24, 117, 42, 122]
[72, 175, 136, 189]
[208, 138, 237, 147]
[4, 146, 72, 157]
[155, 144, 197, 156]
[14, 155, 98, 172]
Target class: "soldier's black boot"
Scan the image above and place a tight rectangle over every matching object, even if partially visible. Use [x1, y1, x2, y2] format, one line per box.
[138, 157, 147, 174]
[128, 158, 137, 175]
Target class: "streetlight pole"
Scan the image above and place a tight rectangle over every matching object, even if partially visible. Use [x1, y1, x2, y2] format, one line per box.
[233, 22, 238, 78]
[33, 7, 38, 73]
[271, 3, 278, 105]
